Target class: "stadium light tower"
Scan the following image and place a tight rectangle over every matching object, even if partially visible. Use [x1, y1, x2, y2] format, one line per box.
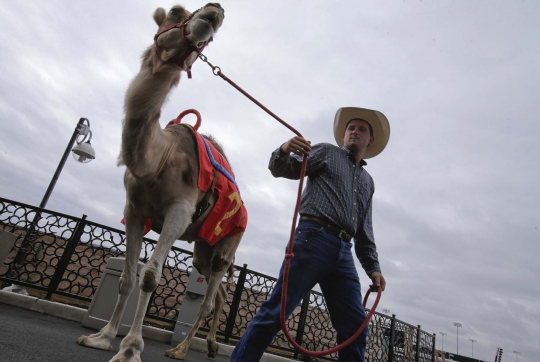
[513, 351, 520, 361]
[440, 332, 447, 352]
[453, 322, 462, 354]
[469, 339, 476, 357]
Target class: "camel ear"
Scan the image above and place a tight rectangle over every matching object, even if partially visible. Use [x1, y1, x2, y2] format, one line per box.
[153, 8, 166, 27]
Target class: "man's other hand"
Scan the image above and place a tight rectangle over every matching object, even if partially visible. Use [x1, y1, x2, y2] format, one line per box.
[370, 271, 386, 292]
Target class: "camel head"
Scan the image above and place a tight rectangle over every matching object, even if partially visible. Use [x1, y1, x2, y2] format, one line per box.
[152, 3, 224, 67]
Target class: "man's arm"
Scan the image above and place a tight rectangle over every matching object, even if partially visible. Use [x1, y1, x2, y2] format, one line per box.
[354, 195, 386, 291]
[268, 136, 326, 179]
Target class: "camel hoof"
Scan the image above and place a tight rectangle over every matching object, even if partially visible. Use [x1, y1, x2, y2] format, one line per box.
[207, 340, 219, 358]
[165, 346, 187, 360]
[77, 334, 113, 351]
[110, 348, 141, 362]
[77, 334, 87, 345]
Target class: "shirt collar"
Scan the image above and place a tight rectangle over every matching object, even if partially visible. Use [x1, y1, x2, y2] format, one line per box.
[341, 146, 367, 166]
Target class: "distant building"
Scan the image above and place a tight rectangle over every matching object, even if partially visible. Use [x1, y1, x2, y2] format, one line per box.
[435, 350, 488, 362]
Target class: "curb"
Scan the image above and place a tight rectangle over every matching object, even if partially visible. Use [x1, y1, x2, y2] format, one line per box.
[0, 290, 293, 362]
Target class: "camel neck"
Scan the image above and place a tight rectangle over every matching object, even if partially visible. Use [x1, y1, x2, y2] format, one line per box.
[121, 61, 181, 175]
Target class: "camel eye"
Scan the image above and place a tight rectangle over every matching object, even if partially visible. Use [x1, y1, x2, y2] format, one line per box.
[169, 8, 181, 16]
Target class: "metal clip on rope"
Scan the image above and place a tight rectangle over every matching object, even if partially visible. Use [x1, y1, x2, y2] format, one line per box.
[197, 53, 221, 76]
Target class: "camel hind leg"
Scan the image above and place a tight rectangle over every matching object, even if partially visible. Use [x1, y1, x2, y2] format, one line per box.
[165, 232, 243, 360]
[77, 207, 145, 351]
[206, 279, 228, 358]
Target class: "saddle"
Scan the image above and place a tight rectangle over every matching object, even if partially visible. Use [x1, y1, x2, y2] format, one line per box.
[121, 116, 248, 245]
[186, 124, 248, 245]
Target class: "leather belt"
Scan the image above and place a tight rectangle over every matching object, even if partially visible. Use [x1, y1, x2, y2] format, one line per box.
[299, 216, 353, 242]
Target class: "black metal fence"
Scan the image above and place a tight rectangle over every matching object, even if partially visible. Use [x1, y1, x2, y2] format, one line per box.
[0, 196, 435, 361]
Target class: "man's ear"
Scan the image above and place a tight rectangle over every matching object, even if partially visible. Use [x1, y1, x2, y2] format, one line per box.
[368, 136, 375, 147]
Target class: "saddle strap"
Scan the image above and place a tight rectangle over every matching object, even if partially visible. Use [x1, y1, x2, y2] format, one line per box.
[192, 169, 218, 222]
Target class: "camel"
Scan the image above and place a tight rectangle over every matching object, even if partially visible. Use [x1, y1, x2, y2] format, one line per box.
[77, 4, 245, 361]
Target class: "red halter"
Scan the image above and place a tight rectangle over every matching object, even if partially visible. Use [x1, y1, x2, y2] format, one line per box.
[153, 9, 209, 79]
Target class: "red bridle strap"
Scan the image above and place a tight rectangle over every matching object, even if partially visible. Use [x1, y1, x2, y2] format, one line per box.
[153, 21, 209, 79]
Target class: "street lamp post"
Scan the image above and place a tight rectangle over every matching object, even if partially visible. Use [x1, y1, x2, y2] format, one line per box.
[11, 118, 95, 271]
[513, 351, 520, 362]
[453, 322, 462, 355]
[39, 117, 96, 208]
[440, 332, 447, 352]
[383, 309, 391, 314]
[469, 339, 476, 357]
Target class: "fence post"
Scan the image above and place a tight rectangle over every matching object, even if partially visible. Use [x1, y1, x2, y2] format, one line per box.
[12, 209, 42, 268]
[389, 314, 396, 362]
[293, 294, 310, 359]
[415, 325, 421, 362]
[224, 263, 248, 343]
[45, 214, 87, 299]
[432, 333, 436, 362]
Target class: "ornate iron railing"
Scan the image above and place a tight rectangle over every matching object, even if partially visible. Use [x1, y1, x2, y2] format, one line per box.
[0, 196, 435, 361]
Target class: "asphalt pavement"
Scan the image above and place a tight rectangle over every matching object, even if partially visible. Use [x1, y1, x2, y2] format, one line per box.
[0, 302, 233, 362]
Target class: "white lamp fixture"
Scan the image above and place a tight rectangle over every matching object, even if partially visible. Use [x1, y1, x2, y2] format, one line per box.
[71, 121, 96, 163]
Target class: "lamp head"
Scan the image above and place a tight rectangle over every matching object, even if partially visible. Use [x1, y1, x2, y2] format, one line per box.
[72, 121, 95, 163]
[72, 141, 95, 163]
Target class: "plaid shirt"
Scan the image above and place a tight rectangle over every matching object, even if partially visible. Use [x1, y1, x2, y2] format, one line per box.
[269, 142, 381, 276]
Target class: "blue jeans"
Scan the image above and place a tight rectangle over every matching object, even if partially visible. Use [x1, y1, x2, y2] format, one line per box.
[231, 221, 368, 361]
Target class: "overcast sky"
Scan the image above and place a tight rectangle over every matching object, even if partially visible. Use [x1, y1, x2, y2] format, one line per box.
[1, 1, 539, 361]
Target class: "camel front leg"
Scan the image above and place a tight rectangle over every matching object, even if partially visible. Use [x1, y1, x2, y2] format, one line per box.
[77, 208, 144, 351]
[110, 201, 194, 362]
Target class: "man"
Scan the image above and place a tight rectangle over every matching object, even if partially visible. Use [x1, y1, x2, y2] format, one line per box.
[231, 107, 390, 361]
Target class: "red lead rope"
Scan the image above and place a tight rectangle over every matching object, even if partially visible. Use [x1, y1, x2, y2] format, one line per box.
[198, 59, 382, 356]
[275, 149, 382, 356]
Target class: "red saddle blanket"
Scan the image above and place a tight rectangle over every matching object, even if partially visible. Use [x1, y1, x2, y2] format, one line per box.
[194, 131, 248, 245]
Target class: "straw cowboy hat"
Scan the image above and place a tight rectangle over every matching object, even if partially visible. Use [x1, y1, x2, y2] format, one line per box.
[333, 107, 390, 159]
